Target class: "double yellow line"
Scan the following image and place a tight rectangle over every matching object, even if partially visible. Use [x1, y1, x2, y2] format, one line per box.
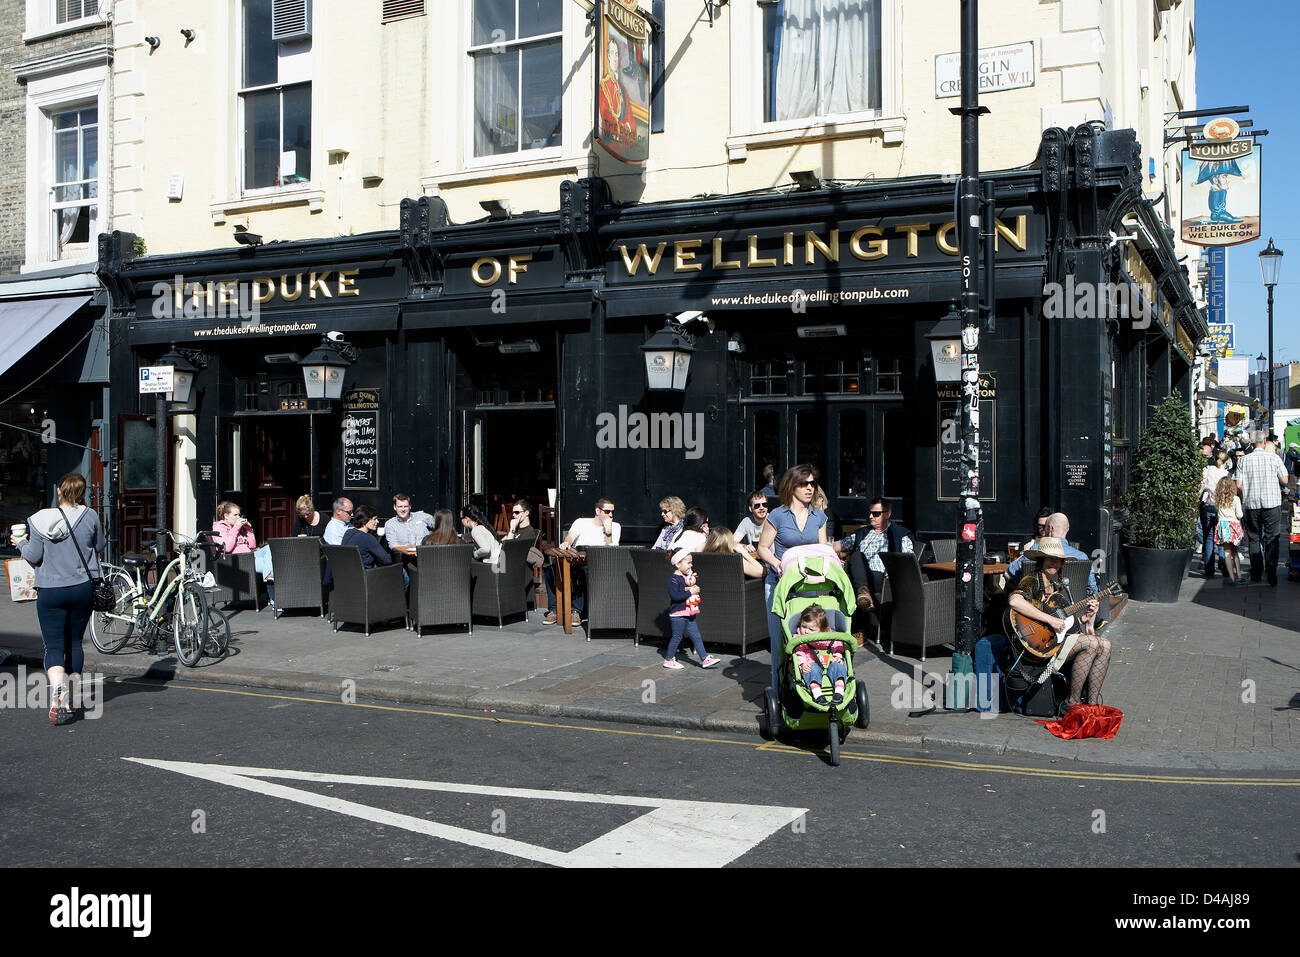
[111, 677, 1300, 788]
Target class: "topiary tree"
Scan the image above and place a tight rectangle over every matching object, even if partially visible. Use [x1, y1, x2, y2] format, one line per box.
[1123, 390, 1202, 550]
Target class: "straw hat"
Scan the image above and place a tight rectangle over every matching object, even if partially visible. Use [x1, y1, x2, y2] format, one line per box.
[1023, 537, 1068, 561]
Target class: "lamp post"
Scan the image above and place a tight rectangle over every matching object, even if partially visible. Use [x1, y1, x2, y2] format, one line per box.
[1255, 352, 1267, 409]
[640, 314, 711, 392]
[154, 345, 202, 552]
[947, 0, 988, 708]
[1259, 238, 1283, 411]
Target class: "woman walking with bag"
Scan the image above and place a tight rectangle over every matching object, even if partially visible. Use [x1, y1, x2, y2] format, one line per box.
[17, 473, 105, 725]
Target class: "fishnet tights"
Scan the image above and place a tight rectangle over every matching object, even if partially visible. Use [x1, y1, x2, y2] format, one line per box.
[1065, 635, 1111, 706]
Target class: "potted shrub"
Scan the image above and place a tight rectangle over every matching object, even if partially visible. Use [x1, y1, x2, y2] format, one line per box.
[1122, 390, 1203, 602]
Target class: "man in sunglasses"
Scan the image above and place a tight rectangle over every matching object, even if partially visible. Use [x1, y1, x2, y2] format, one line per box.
[735, 490, 769, 551]
[323, 497, 354, 546]
[544, 498, 621, 624]
[837, 498, 914, 610]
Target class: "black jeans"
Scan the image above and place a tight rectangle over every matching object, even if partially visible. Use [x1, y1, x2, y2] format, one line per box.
[845, 552, 885, 604]
[36, 582, 93, 673]
[1242, 505, 1285, 581]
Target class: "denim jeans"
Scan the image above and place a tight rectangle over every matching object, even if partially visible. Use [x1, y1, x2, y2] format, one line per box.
[766, 578, 782, 691]
[666, 614, 707, 661]
[803, 658, 847, 691]
[1199, 503, 1224, 574]
[36, 582, 92, 673]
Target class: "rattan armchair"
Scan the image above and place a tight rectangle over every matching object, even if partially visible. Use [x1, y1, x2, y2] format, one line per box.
[584, 546, 638, 639]
[878, 551, 955, 661]
[688, 551, 767, 657]
[408, 544, 473, 636]
[469, 539, 529, 629]
[266, 537, 325, 619]
[321, 545, 407, 637]
[211, 551, 265, 612]
[630, 548, 674, 646]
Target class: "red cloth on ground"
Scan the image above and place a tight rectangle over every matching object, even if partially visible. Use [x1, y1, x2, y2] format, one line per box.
[1036, 704, 1124, 739]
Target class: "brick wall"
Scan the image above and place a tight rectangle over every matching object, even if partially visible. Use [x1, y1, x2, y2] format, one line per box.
[0, 1, 109, 278]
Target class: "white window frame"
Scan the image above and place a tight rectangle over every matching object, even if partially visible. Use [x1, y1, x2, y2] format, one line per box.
[23, 66, 107, 272]
[23, 0, 104, 43]
[238, 0, 314, 197]
[728, 0, 903, 154]
[49, 105, 99, 261]
[462, 0, 565, 169]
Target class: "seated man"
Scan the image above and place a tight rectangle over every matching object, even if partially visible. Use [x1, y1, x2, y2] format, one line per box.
[383, 493, 433, 548]
[543, 497, 621, 625]
[323, 497, 354, 546]
[734, 490, 769, 550]
[837, 498, 913, 611]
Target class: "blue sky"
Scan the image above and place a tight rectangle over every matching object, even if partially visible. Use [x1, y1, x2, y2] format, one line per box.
[1196, 1, 1297, 373]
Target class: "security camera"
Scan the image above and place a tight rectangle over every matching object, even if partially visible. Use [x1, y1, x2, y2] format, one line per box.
[326, 330, 346, 343]
[674, 310, 714, 333]
[232, 225, 263, 246]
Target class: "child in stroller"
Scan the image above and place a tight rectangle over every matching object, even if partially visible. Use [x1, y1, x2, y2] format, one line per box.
[792, 604, 847, 706]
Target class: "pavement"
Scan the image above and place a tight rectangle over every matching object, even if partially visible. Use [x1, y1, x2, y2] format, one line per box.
[1, 568, 1297, 771]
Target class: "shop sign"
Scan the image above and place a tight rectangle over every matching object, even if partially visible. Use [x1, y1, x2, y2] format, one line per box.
[935, 41, 1034, 98]
[607, 211, 1037, 285]
[138, 366, 174, 394]
[937, 396, 996, 502]
[341, 390, 380, 491]
[595, 0, 651, 166]
[1181, 135, 1262, 247]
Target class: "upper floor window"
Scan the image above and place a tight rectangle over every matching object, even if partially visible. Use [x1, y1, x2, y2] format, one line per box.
[56, 0, 97, 23]
[240, 0, 312, 191]
[763, 0, 881, 123]
[50, 105, 97, 260]
[470, 0, 562, 159]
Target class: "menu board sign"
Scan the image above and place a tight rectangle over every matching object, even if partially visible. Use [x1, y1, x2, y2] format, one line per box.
[937, 399, 996, 501]
[341, 389, 380, 491]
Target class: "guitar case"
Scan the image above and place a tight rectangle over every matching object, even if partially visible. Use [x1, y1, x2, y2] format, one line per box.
[1004, 657, 1066, 717]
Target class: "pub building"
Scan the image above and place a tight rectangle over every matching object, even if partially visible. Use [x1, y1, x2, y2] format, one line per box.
[97, 127, 1204, 572]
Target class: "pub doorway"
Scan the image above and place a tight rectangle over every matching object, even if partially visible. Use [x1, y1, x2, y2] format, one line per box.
[217, 413, 320, 541]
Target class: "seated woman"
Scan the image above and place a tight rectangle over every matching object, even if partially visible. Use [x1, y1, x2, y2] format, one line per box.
[212, 501, 256, 554]
[421, 509, 461, 546]
[791, 603, 847, 706]
[701, 526, 764, 578]
[293, 495, 326, 537]
[671, 506, 709, 553]
[1007, 537, 1109, 709]
[461, 504, 502, 565]
[651, 496, 685, 550]
[340, 505, 393, 568]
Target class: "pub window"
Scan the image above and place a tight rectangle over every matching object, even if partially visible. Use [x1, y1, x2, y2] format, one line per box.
[240, 0, 312, 191]
[875, 357, 901, 394]
[277, 380, 308, 410]
[749, 359, 793, 396]
[49, 106, 97, 261]
[839, 408, 868, 496]
[802, 358, 860, 396]
[763, 0, 881, 124]
[239, 378, 260, 412]
[470, 0, 562, 159]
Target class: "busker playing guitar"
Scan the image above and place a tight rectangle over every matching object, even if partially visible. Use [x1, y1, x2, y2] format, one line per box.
[1006, 537, 1112, 709]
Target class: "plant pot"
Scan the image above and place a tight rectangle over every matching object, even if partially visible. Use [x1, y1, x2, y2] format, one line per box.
[1123, 545, 1192, 603]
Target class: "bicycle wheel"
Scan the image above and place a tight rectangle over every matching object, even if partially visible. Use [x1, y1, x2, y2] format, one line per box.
[90, 570, 138, 654]
[203, 602, 229, 658]
[172, 580, 207, 666]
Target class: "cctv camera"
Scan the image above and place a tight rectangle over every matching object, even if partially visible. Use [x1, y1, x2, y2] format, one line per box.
[326, 330, 346, 343]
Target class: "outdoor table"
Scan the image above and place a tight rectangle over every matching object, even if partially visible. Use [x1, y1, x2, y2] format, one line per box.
[922, 561, 1008, 575]
[544, 545, 586, 635]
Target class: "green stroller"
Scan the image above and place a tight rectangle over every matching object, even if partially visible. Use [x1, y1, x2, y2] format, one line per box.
[763, 551, 869, 766]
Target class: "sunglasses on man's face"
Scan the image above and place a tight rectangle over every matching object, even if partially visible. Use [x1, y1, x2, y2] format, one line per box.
[512, 509, 524, 515]
[600, 508, 615, 515]
[869, 510, 884, 517]
[751, 503, 768, 510]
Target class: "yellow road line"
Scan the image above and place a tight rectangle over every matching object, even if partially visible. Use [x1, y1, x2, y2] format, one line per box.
[107, 677, 1300, 788]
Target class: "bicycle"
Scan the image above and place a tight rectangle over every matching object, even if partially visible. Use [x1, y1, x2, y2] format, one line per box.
[89, 528, 223, 666]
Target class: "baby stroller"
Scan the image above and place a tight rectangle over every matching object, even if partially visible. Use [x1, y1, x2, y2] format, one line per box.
[763, 548, 869, 766]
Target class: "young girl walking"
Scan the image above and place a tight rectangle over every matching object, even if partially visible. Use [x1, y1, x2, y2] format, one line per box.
[1214, 475, 1245, 584]
[663, 549, 721, 670]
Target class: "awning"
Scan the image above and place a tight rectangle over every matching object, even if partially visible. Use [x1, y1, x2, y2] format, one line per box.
[0, 295, 92, 380]
[1200, 387, 1255, 406]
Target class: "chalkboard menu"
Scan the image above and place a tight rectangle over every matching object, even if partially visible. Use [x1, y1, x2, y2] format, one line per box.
[936, 399, 996, 501]
[342, 389, 380, 491]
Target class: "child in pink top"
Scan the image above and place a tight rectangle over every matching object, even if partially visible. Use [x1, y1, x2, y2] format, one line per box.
[792, 603, 847, 705]
[211, 501, 257, 555]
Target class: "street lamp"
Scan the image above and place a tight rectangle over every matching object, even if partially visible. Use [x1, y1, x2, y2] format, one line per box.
[1255, 352, 1267, 405]
[640, 313, 711, 392]
[1259, 238, 1283, 410]
[159, 345, 199, 411]
[153, 345, 205, 556]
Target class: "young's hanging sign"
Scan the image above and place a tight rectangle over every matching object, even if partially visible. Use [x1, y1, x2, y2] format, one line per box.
[595, 0, 651, 166]
[1181, 118, 1262, 247]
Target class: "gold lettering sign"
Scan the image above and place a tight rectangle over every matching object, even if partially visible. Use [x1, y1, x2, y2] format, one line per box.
[157, 268, 367, 315]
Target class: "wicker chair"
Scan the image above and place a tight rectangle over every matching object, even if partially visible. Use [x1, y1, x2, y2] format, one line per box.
[584, 546, 638, 639]
[928, 538, 957, 564]
[212, 551, 264, 612]
[408, 545, 473, 636]
[321, 545, 407, 637]
[266, 537, 325, 619]
[630, 548, 674, 645]
[469, 539, 529, 629]
[879, 551, 956, 661]
[689, 551, 767, 657]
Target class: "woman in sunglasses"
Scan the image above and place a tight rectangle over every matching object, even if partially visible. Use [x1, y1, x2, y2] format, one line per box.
[651, 496, 685, 551]
[756, 464, 827, 691]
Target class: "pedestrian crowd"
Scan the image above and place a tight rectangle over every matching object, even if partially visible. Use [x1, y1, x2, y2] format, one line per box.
[1197, 429, 1294, 586]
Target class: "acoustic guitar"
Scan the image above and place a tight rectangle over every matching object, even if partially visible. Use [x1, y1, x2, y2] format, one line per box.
[1003, 581, 1121, 660]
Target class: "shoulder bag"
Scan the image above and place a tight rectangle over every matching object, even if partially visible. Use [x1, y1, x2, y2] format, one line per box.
[58, 506, 115, 611]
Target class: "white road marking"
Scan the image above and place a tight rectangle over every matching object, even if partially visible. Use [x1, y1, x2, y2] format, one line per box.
[125, 758, 806, 867]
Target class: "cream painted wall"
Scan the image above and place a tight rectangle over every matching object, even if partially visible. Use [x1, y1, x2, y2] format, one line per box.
[114, 0, 1197, 257]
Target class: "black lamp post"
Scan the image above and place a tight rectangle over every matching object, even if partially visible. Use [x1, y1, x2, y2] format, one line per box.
[640, 316, 708, 392]
[1259, 238, 1283, 411]
[154, 345, 203, 551]
[299, 335, 355, 401]
[1255, 352, 1267, 408]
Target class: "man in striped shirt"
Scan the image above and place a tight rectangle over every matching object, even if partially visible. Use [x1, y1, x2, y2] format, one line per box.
[1235, 430, 1289, 585]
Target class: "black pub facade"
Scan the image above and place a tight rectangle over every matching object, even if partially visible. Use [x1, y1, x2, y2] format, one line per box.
[98, 128, 1204, 567]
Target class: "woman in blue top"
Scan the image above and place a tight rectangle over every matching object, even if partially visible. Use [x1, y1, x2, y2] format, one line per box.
[756, 464, 827, 691]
